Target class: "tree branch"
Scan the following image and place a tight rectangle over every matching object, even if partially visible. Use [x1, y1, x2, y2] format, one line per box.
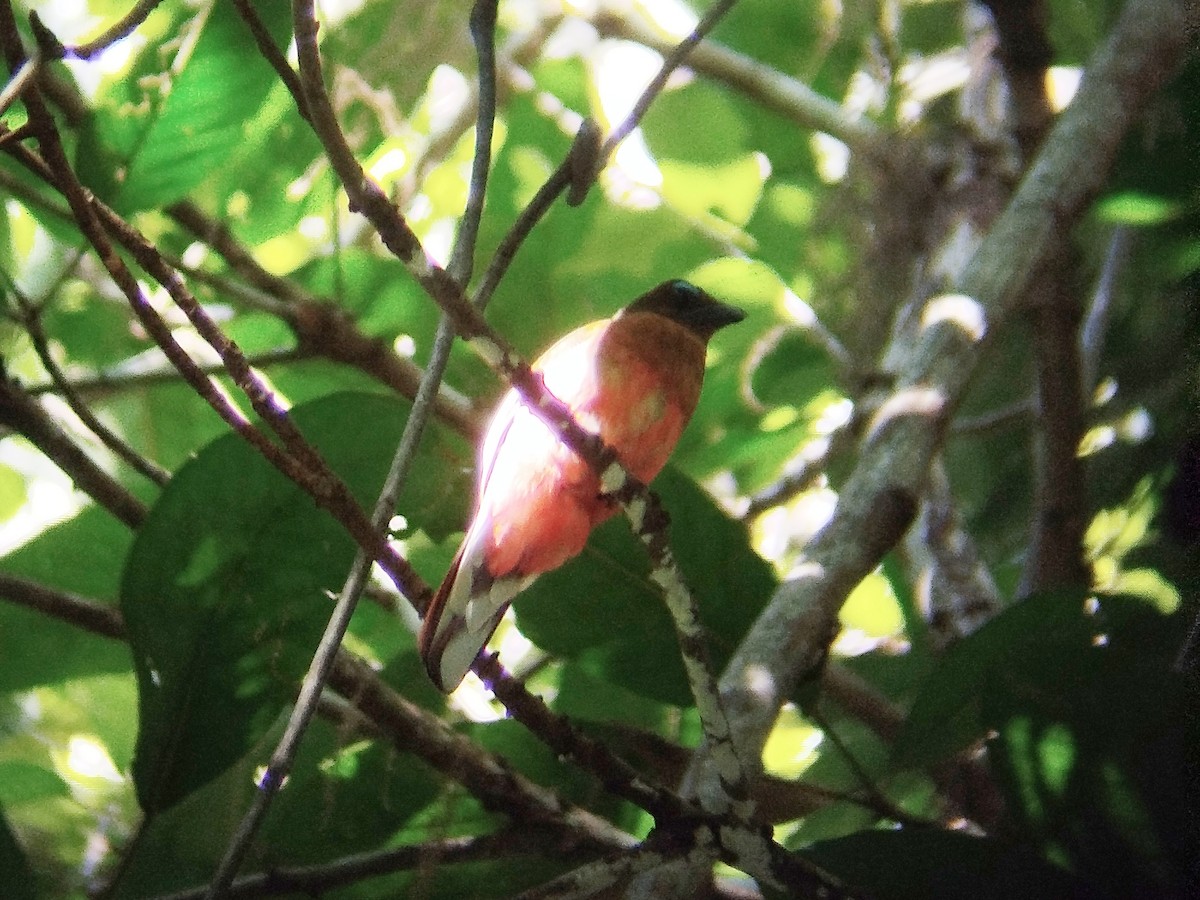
[0, 372, 147, 529]
[0, 123, 428, 612]
[160, 830, 588, 900]
[166, 201, 480, 437]
[10, 280, 170, 487]
[207, 2, 504, 889]
[0, 572, 125, 639]
[684, 0, 1196, 815]
[0, 573, 638, 867]
[591, 7, 892, 166]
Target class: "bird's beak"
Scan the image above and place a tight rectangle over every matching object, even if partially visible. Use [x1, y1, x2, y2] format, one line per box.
[694, 299, 747, 333]
[711, 301, 747, 328]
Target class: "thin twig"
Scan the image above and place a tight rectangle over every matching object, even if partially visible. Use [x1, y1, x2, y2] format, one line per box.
[592, 8, 891, 165]
[1080, 225, 1131, 394]
[0, 373, 147, 528]
[207, 7, 504, 888]
[743, 419, 857, 521]
[447, 0, 498, 286]
[27, 348, 310, 399]
[599, 0, 737, 158]
[166, 201, 479, 436]
[163, 831, 583, 900]
[0, 53, 36, 115]
[60, 0, 163, 60]
[808, 704, 921, 828]
[8, 277, 170, 486]
[472, 0, 740, 311]
[951, 397, 1035, 435]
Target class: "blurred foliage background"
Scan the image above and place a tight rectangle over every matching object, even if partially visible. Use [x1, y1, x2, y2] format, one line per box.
[0, 0, 1196, 897]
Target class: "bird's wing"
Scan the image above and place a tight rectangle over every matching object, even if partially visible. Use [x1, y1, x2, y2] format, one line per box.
[418, 511, 536, 691]
[419, 319, 610, 691]
[419, 394, 537, 691]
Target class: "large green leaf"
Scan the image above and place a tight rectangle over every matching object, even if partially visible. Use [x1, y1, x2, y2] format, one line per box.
[0, 507, 133, 691]
[983, 602, 1195, 897]
[0, 761, 69, 806]
[513, 466, 777, 705]
[78, 0, 294, 212]
[892, 591, 1098, 768]
[121, 392, 469, 813]
[0, 810, 36, 900]
[110, 718, 440, 898]
[806, 830, 1087, 900]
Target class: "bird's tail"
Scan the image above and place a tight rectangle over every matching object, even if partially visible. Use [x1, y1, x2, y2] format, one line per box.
[418, 541, 531, 692]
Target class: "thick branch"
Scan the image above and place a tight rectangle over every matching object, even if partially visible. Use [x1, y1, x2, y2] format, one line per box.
[687, 0, 1195, 797]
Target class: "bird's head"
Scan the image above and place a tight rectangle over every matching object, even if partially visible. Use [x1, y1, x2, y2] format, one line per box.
[622, 280, 746, 341]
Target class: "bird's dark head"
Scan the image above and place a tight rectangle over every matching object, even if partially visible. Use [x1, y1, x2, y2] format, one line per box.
[623, 280, 746, 340]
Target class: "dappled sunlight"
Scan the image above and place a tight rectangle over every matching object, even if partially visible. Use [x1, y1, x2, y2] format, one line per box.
[1086, 478, 1180, 613]
[2, 0, 1191, 891]
[867, 386, 947, 441]
[738, 662, 782, 706]
[64, 735, 123, 786]
[920, 293, 988, 343]
[762, 704, 824, 779]
[754, 492, 836, 568]
[1046, 66, 1083, 112]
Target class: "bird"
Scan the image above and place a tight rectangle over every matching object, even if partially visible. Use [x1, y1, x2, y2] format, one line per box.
[418, 280, 746, 692]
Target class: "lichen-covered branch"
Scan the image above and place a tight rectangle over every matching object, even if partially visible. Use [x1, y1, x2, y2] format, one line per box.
[687, 0, 1196, 809]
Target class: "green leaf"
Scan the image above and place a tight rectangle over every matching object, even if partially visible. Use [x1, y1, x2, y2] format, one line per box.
[0, 463, 26, 523]
[0, 762, 69, 806]
[0, 810, 36, 900]
[893, 590, 1098, 768]
[1096, 192, 1181, 226]
[513, 467, 777, 705]
[983, 602, 1195, 896]
[806, 830, 1086, 900]
[121, 392, 469, 813]
[0, 508, 133, 691]
[79, 0, 294, 212]
[42, 291, 150, 369]
[750, 328, 834, 409]
[110, 718, 439, 897]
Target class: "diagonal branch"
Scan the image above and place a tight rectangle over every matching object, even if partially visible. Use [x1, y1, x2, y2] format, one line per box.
[0, 0, 434, 610]
[9, 277, 170, 486]
[685, 0, 1197, 808]
[0, 372, 147, 528]
[288, 0, 755, 823]
[0, 573, 637, 864]
[162, 830, 591, 900]
[206, 3, 504, 891]
[591, 7, 892, 165]
[166, 201, 479, 437]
